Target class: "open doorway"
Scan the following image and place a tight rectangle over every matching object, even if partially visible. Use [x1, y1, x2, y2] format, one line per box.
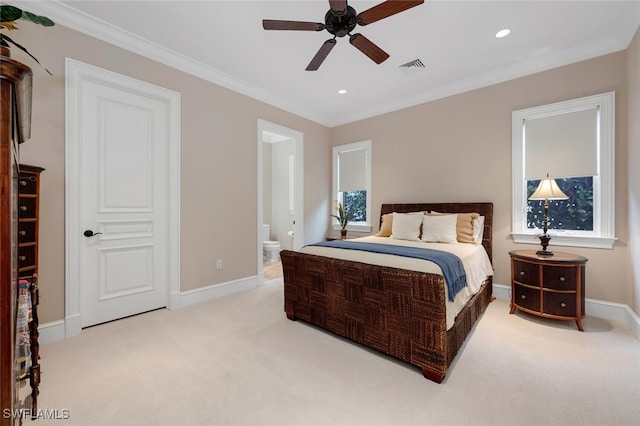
[257, 120, 303, 283]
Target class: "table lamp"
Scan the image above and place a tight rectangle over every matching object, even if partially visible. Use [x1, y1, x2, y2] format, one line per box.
[528, 173, 569, 255]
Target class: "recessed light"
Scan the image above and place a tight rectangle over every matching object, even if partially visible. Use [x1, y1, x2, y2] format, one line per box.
[496, 29, 511, 38]
[338, 89, 347, 95]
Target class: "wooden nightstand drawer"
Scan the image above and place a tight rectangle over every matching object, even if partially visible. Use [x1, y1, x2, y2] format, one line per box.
[513, 284, 540, 312]
[543, 266, 576, 290]
[512, 260, 539, 286]
[543, 292, 577, 316]
[509, 250, 588, 331]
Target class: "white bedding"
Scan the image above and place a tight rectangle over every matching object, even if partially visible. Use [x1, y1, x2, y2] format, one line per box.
[300, 236, 494, 330]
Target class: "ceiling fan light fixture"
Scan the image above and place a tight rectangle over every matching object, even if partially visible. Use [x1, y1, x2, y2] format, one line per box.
[262, 0, 424, 70]
[495, 28, 511, 38]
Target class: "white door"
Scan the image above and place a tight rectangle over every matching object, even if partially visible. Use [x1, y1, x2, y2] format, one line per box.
[66, 60, 179, 329]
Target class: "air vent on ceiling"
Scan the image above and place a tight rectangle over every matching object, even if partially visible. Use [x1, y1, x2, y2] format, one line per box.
[399, 58, 425, 75]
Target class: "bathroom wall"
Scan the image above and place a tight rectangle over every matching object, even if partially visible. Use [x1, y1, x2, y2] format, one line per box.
[271, 139, 294, 250]
[263, 142, 272, 228]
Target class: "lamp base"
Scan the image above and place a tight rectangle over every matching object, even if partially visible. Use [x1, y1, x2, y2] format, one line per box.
[536, 248, 554, 256]
[537, 233, 553, 256]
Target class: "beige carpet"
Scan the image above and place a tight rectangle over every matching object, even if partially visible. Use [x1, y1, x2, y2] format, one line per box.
[33, 279, 640, 425]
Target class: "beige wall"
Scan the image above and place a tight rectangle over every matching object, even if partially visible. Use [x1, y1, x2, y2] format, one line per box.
[330, 51, 634, 310]
[14, 23, 331, 323]
[628, 27, 640, 314]
[11, 20, 639, 324]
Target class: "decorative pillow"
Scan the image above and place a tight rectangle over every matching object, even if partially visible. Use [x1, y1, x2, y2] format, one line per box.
[421, 214, 458, 243]
[473, 215, 485, 244]
[430, 211, 480, 244]
[390, 212, 423, 242]
[376, 213, 393, 237]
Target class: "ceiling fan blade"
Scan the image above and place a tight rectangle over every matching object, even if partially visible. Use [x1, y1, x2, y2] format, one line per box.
[306, 39, 337, 71]
[349, 33, 389, 64]
[357, 0, 424, 26]
[262, 19, 325, 31]
[329, 0, 348, 14]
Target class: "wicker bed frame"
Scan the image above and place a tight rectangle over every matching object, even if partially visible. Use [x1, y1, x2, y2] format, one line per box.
[280, 202, 493, 383]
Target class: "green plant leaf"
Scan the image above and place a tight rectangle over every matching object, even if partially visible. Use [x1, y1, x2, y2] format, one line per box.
[0, 33, 52, 75]
[1, 5, 23, 23]
[21, 11, 54, 27]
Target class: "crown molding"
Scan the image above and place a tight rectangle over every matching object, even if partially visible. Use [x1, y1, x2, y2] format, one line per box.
[16, 0, 334, 126]
[329, 35, 628, 126]
[12, 1, 639, 128]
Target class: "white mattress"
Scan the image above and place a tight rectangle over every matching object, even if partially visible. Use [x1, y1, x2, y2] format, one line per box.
[300, 236, 494, 330]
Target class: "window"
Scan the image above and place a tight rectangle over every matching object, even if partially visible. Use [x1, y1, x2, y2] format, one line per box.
[512, 92, 615, 249]
[332, 140, 372, 232]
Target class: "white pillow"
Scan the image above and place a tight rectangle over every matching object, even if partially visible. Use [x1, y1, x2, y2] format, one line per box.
[390, 212, 423, 242]
[473, 215, 485, 244]
[421, 214, 458, 243]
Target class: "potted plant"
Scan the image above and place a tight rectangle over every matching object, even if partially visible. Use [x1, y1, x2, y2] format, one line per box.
[1, 3, 54, 74]
[332, 201, 349, 239]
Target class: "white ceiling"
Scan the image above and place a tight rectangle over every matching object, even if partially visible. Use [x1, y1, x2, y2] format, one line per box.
[18, 0, 640, 127]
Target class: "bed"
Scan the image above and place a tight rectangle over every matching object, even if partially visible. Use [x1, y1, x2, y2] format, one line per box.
[280, 202, 494, 383]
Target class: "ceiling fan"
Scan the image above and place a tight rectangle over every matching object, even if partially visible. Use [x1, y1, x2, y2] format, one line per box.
[263, 0, 424, 71]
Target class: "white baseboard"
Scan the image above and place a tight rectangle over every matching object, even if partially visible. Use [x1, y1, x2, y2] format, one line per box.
[179, 275, 259, 308]
[493, 283, 640, 341]
[39, 275, 259, 344]
[38, 320, 66, 345]
[38, 279, 640, 343]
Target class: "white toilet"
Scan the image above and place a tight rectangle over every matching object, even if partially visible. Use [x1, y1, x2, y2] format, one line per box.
[262, 224, 281, 262]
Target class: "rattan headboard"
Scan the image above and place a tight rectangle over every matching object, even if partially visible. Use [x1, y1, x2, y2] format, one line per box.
[379, 202, 494, 263]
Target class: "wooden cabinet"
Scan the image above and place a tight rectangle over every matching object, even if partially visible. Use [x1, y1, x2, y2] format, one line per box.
[1, 47, 33, 425]
[17, 164, 43, 417]
[17, 165, 44, 280]
[509, 250, 588, 331]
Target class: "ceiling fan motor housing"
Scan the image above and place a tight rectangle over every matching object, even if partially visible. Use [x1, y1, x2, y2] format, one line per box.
[324, 6, 357, 38]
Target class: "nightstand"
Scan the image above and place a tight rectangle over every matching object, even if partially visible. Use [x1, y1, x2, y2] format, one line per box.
[509, 250, 588, 331]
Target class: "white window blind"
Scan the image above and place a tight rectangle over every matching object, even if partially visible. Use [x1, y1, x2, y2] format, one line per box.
[524, 107, 598, 180]
[338, 148, 366, 192]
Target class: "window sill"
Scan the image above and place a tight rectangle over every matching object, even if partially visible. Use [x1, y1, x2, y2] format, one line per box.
[332, 223, 372, 233]
[511, 233, 616, 250]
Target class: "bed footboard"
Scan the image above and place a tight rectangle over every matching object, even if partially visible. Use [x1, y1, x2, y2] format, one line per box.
[281, 249, 492, 383]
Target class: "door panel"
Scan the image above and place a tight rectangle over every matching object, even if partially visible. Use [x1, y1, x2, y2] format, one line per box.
[80, 75, 168, 327]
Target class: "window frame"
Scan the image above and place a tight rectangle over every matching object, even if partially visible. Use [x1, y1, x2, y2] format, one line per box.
[511, 92, 616, 249]
[332, 140, 372, 233]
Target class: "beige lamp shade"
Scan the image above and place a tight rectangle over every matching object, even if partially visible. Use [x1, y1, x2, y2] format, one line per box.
[529, 174, 569, 200]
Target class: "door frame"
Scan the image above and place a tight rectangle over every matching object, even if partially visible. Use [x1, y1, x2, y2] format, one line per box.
[257, 119, 304, 283]
[65, 58, 181, 337]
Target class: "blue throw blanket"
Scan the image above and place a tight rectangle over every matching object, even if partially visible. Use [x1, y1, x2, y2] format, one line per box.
[309, 240, 467, 302]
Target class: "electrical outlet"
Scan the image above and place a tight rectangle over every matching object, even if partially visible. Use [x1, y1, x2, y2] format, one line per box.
[216, 259, 223, 269]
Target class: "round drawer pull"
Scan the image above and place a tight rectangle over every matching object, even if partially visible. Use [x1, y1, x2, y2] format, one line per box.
[19, 231, 26, 236]
[19, 180, 27, 186]
[521, 295, 526, 300]
[560, 302, 567, 308]
[560, 277, 565, 282]
[19, 256, 26, 261]
[519, 271, 525, 276]
[19, 206, 28, 211]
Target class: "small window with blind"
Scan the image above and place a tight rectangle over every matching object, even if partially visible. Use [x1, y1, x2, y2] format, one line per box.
[512, 92, 615, 249]
[332, 140, 372, 232]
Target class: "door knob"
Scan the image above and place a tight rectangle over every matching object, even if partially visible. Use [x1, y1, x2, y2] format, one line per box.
[83, 230, 103, 237]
